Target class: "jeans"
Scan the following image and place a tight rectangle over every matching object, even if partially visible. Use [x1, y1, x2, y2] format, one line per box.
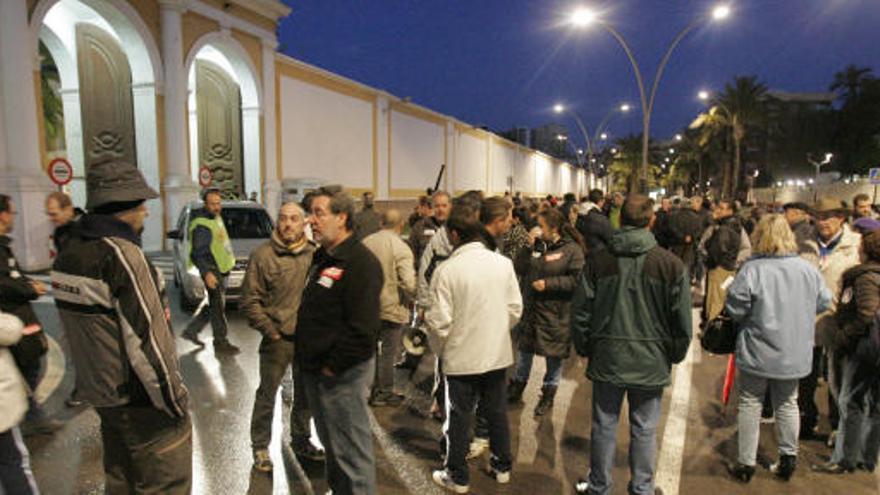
[184, 278, 228, 342]
[513, 350, 562, 387]
[250, 337, 312, 450]
[96, 406, 192, 495]
[302, 358, 376, 495]
[443, 369, 511, 486]
[587, 381, 662, 495]
[831, 353, 880, 467]
[737, 371, 799, 466]
[374, 320, 403, 396]
[0, 426, 39, 495]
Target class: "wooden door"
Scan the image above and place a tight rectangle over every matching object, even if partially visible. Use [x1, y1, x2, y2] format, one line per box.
[196, 59, 243, 199]
[76, 23, 137, 168]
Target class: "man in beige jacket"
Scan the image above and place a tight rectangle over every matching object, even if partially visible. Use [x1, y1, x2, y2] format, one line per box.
[363, 209, 417, 406]
[242, 201, 323, 472]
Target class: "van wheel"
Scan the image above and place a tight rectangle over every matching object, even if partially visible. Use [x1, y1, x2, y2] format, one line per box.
[179, 289, 196, 312]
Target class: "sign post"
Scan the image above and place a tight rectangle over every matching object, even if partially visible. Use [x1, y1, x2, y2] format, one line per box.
[198, 165, 213, 189]
[47, 157, 73, 191]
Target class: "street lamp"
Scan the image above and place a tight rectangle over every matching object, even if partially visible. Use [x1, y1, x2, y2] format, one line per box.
[553, 101, 631, 175]
[698, 90, 711, 101]
[568, 4, 732, 193]
[807, 152, 833, 201]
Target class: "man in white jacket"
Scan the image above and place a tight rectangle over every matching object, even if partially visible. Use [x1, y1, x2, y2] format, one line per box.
[425, 207, 523, 493]
[0, 311, 39, 494]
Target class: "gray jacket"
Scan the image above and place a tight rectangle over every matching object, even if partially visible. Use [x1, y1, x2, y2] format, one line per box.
[726, 255, 832, 379]
[417, 226, 453, 309]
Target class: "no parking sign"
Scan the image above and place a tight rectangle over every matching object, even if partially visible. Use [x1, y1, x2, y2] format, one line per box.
[47, 158, 73, 189]
[198, 166, 213, 187]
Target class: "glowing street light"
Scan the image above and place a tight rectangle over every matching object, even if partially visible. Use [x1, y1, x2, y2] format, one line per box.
[620, 103, 631, 112]
[698, 90, 710, 101]
[675, 134, 683, 141]
[553, 103, 565, 114]
[669, 148, 675, 154]
[600, 133, 608, 140]
[556, 134, 568, 141]
[567, 4, 733, 192]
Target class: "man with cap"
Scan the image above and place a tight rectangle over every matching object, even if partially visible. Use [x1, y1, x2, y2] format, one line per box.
[181, 188, 240, 354]
[51, 160, 191, 493]
[801, 198, 861, 442]
[783, 202, 820, 266]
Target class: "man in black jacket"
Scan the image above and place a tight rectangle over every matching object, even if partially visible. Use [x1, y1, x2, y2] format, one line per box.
[576, 189, 614, 254]
[182, 188, 240, 354]
[0, 194, 61, 435]
[668, 197, 705, 283]
[296, 188, 383, 495]
[704, 199, 746, 320]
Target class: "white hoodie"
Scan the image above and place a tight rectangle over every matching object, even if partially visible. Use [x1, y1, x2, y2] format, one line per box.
[425, 242, 523, 376]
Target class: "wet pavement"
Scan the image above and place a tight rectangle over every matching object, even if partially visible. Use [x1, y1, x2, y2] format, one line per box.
[21, 257, 880, 494]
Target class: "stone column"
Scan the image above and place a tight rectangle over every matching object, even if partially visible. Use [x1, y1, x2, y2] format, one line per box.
[159, 0, 198, 243]
[260, 39, 281, 216]
[375, 95, 390, 199]
[0, 0, 55, 270]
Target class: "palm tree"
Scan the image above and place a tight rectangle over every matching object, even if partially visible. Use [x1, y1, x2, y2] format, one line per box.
[608, 134, 662, 193]
[713, 76, 768, 199]
[690, 108, 729, 195]
[830, 64, 874, 103]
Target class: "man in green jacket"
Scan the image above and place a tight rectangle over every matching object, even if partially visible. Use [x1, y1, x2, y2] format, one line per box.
[571, 194, 693, 495]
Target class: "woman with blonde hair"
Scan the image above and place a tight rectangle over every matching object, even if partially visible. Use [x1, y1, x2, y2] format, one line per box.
[725, 214, 833, 483]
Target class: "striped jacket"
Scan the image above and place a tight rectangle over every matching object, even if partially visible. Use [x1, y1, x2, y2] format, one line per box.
[51, 214, 188, 417]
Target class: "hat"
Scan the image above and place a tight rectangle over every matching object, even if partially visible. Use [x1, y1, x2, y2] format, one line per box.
[853, 217, 880, 234]
[812, 197, 846, 217]
[86, 159, 159, 211]
[782, 201, 811, 213]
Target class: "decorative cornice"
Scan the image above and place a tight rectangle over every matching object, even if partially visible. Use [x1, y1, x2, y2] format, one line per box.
[228, 0, 291, 22]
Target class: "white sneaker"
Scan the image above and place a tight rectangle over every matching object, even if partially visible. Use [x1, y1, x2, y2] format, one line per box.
[432, 470, 469, 494]
[466, 437, 489, 460]
[486, 464, 510, 483]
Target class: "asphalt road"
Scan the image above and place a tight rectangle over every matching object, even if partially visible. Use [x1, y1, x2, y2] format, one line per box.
[20, 255, 880, 494]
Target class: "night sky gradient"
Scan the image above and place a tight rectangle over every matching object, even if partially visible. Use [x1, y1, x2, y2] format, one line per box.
[277, 0, 880, 148]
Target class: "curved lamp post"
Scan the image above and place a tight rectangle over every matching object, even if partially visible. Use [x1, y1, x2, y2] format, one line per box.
[553, 102, 631, 176]
[569, 4, 731, 193]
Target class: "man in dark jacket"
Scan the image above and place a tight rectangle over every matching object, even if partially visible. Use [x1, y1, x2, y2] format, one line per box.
[704, 199, 747, 320]
[243, 201, 323, 472]
[409, 190, 451, 270]
[576, 189, 614, 254]
[296, 189, 383, 494]
[668, 196, 704, 283]
[570, 194, 693, 495]
[182, 188, 240, 354]
[0, 194, 61, 435]
[51, 160, 191, 493]
[353, 191, 381, 240]
[652, 197, 674, 248]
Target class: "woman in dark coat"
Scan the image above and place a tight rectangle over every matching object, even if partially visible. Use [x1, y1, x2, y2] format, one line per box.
[508, 208, 585, 416]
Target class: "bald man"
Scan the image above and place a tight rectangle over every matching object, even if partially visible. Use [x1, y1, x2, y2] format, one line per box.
[362, 209, 417, 406]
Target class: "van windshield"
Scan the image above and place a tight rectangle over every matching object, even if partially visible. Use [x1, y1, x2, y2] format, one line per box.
[219, 208, 274, 239]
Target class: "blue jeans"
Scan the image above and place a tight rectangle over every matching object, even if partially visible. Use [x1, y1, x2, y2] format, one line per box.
[831, 353, 880, 467]
[302, 358, 377, 495]
[587, 381, 663, 495]
[513, 350, 562, 387]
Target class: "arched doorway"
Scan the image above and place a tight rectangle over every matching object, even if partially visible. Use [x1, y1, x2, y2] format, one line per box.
[186, 34, 262, 201]
[32, 0, 163, 250]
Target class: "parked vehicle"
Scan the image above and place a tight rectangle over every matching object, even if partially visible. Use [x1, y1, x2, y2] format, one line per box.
[167, 200, 273, 309]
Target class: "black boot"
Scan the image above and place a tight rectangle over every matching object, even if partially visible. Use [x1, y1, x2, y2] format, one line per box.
[534, 385, 557, 417]
[728, 463, 755, 483]
[771, 455, 797, 481]
[507, 380, 526, 404]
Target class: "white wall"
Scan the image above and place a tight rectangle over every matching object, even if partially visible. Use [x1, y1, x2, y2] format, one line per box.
[389, 109, 444, 192]
[454, 131, 488, 192]
[278, 75, 373, 188]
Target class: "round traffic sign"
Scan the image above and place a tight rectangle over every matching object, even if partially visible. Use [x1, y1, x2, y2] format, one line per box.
[47, 158, 73, 186]
[198, 166, 213, 187]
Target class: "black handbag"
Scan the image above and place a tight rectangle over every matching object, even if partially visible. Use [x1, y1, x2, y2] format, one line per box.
[700, 310, 737, 354]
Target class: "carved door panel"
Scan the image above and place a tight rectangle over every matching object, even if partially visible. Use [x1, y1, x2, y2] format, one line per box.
[196, 60, 243, 199]
[76, 23, 137, 168]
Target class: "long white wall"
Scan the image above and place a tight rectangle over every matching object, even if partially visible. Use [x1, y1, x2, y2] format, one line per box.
[276, 55, 589, 199]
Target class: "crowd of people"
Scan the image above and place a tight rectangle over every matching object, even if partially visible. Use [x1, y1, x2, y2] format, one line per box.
[1, 160, 880, 494]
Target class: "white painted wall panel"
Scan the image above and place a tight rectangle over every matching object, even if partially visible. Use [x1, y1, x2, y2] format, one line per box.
[490, 141, 516, 195]
[534, 155, 552, 195]
[390, 110, 445, 191]
[278, 76, 373, 187]
[513, 150, 534, 194]
[454, 132, 487, 192]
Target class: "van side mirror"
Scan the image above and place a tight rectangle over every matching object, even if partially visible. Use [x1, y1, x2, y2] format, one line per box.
[166, 230, 181, 240]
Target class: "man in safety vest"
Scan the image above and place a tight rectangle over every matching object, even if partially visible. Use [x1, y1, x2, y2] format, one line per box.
[182, 188, 240, 354]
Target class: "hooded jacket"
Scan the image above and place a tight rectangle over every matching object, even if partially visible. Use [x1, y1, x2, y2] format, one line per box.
[834, 261, 880, 353]
[571, 227, 693, 389]
[516, 236, 585, 358]
[240, 231, 316, 338]
[575, 203, 614, 253]
[51, 214, 188, 417]
[705, 215, 747, 271]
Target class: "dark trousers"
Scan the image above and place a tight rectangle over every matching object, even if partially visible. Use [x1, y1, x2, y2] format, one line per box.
[19, 358, 46, 421]
[303, 358, 377, 495]
[444, 368, 511, 486]
[374, 320, 403, 396]
[184, 281, 228, 342]
[0, 426, 39, 494]
[96, 406, 192, 495]
[250, 337, 311, 450]
[799, 346, 824, 432]
[434, 361, 489, 440]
